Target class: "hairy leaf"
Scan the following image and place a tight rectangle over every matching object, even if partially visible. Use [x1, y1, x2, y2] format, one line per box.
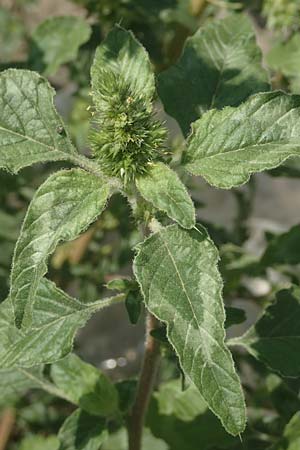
[158, 14, 268, 135]
[0, 278, 124, 368]
[136, 162, 195, 229]
[10, 168, 110, 328]
[0, 70, 78, 173]
[91, 25, 155, 106]
[261, 224, 300, 266]
[58, 409, 108, 450]
[134, 225, 246, 435]
[51, 354, 119, 417]
[230, 286, 300, 376]
[31, 16, 91, 76]
[185, 92, 300, 188]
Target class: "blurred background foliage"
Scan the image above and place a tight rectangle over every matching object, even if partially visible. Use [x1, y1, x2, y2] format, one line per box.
[2, 0, 300, 449]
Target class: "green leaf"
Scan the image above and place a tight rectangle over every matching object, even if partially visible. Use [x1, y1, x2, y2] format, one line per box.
[125, 291, 142, 325]
[136, 163, 195, 229]
[230, 285, 300, 377]
[158, 14, 269, 136]
[184, 91, 300, 188]
[261, 225, 300, 266]
[267, 34, 300, 78]
[154, 379, 206, 422]
[0, 210, 21, 240]
[31, 16, 91, 76]
[0, 6, 24, 63]
[0, 366, 44, 406]
[10, 168, 110, 328]
[57, 409, 108, 450]
[134, 225, 246, 436]
[271, 412, 300, 450]
[91, 25, 155, 106]
[0, 278, 124, 368]
[225, 307, 247, 329]
[102, 428, 169, 450]
[147, 387, 237, 450]
[20, 435, 59, 450]
[51, 354, 119, 417]
[0, 69, 78, 173]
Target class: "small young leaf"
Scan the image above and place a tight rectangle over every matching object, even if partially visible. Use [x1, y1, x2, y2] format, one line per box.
[106, 278, 135, 292]
[230, 285, 300, 377]
[0, 278, 124, 368]
[91, 25, 155, 107]
[158, 14, 269, 135]
[136, 162, 195, 229]
[225, 307, 246, 329]
[134, 225, 246, 436]
[125, 291, 142, 325]
[57, 409, 108, 450]
[31, 16, 91, 76]
[184, 92, 300, 188]
[261, 224, 300, 266]
[0, 70, 78, 173]
[51, 354, 119, 417]
[10, 168, 110, 328]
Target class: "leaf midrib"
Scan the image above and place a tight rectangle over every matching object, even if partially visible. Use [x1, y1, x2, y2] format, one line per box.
[158, 231, 239, 422]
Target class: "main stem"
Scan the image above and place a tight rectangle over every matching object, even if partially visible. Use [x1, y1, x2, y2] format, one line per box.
[127, 312, 161, 450]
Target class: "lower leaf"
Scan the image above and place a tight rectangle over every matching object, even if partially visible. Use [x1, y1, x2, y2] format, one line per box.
[133, 224, 246, 436]
[57, 409, 108, 450]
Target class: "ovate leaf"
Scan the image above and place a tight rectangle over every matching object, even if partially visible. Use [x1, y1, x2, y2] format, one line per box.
[31, 16, 91, 76]
[91, 25, 155, 106]
[271, 412, 300, 450]
[51, 354, 119, 417]
[136, 162, 195, 229]
[134, 225, 246, 436]
[158, 14, 269, 135]
[0, 69, 78, 173]
[261, 224, 300, 266]
[57, 409, 108, 450]
[10, 168, 110, 328]
[0, 278, 124, 368]
[185, 92, 300, 188]
[230, 286, 300, 377]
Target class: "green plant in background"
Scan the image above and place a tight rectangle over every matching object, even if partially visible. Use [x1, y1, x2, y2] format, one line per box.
[3, 2, 300, 450]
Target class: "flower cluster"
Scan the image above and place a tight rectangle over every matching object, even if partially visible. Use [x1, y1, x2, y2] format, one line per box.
[89, 70, 167, 183]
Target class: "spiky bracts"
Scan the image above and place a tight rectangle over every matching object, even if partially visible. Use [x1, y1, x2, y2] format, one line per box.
[89, 70, 167, 183]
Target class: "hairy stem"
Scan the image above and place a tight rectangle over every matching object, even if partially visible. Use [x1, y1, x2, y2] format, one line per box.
[127, 312, 161, 450]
